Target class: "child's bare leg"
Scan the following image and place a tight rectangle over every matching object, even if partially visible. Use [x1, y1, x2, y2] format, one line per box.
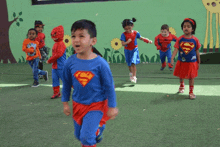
[131, 64, 136, 77]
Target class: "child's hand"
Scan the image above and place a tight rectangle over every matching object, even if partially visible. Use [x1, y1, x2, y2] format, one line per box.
[107, 107, 119, 120]
[63, 104, 71, 116]
[46, 60, 49, 64]
[127, 38, 132, 43]
[149, 40, 153, 44]
[171, 58, 174, 66]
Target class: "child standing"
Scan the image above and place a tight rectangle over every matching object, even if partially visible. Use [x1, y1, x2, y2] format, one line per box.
[171, 18, 201, 100]
[47, 25, 66, 99]
[154, 24, 178, 71]
[61, 19, 118, 147]
[35, 20, 50, 73]
[22, 28, 48, 87]
[120, 18, 152, 83]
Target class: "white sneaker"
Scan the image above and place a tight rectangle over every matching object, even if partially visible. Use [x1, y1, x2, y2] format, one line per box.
[131, 76, 137, 83]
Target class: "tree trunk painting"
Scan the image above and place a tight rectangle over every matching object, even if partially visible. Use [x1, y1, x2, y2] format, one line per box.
[0, 0, 23, 63]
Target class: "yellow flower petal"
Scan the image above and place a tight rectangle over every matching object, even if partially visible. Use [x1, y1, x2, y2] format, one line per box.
[111, 38, 122, 50]
[169, 27, 176, 36]
[63, 35, 72, 47]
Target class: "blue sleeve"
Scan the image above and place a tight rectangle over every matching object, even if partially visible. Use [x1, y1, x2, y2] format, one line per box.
[100, 60, 117, 108]
[136, 32, 141, 39]
[61, 59, 72, 102]
[120, 33, 126, 42]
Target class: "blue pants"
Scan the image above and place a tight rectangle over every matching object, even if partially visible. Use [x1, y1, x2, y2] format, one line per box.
[28, 58, 46, 81]
[159, 48, 172, 63]
[124, 48, 140, 66]
[74, 111, 103, 146]
[52, 69, 63, 87]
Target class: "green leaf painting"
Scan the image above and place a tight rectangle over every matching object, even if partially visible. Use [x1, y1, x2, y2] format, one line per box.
[13, 12, 16, 17]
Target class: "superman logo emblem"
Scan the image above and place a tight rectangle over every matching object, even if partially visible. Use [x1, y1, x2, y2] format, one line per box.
[180, 42, 195, 55]
[74, 71, 94, 87]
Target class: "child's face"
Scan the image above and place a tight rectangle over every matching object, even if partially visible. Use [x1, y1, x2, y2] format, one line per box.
[71, 29, 96, 54]
[35, 25, 43, 32]
[160, 29, 169, 37]
[124, 25, 133, 33]
[28, 30, 37, 40]
[183, 22, 193, 35]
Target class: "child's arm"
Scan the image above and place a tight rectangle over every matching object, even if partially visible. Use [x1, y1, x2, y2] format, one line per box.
[100, 61, 118, 119]
[61, 60, 72, 116]
[47, 43, 66, 63]
[196, 49, 201, 69]
[154, 35, 161, 50]
[172, 34, 178, 42]
[171, 47, 178, 65]
[139, 37, 152, 44]
[22, 40, 35, 53]
[121, 39, 132, 46]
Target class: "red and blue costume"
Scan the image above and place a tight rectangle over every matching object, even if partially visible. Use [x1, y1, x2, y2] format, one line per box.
[120, 30, 141, 66]
[47, 25, 66, 98]
[62, 54, 116, 147]
[154, 33, 178, 68]
[173, 35, 201, 79]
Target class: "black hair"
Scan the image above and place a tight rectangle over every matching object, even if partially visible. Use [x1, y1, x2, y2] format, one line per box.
[122, 18, 136, 28]
[161, 24, 169, 31]
[181, 18, 196, 35]
[71, 19, 96, 38]
[27, 28, 38, 38]
[35, 20, 44, 28]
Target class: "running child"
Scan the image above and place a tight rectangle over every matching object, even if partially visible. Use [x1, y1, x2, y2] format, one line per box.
[47, 25, 66, 99]
[61, 19, 118, 147]
[22, 28, 48, 87]
[171, 18, 201, 100]
[35, 20, 50, 74]
[120, 18, 153, 83]
[154, 24, 178, 71]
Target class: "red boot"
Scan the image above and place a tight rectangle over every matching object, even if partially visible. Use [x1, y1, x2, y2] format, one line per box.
[168, 63, 173, 71]
[51, 86, 61, 99]
[81, 144, 96, 147]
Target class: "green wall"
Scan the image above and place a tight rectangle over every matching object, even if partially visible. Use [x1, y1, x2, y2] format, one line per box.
[5, 0, 219, 63]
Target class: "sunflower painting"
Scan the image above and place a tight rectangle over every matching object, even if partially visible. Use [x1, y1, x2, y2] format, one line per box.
[63, 35, 74, 58]
[103, 38, 125, 63]
[169, 27, 176, 36]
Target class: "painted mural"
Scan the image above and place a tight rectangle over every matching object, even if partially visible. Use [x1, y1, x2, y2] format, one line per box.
[0, 0, 220, 64]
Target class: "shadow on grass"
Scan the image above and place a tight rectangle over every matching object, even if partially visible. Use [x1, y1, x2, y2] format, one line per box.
[150, 92, 191, 105]
[115, 81, 135, 88]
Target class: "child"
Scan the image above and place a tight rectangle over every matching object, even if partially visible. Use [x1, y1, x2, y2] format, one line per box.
[120, 18, 153, 83]
[22, 28, 48, 87]
[73, 46, 102, 57]
[61, 19, 118, 147]
[47, 25, 66, 99]
[171, 18, 201, 100]
[35, 20, 50, 74]
[154, 24, 178, 71]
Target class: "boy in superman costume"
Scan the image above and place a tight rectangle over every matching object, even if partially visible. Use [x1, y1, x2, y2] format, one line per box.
[154, 24, 178, 71]
[62, 20, 118, 147]
[47, 25, 66, 99]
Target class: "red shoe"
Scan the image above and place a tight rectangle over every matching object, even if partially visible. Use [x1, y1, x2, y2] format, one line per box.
[51, 93, 61, 99]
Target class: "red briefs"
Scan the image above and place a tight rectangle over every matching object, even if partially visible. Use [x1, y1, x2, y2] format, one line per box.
[72, 99, 110, 126]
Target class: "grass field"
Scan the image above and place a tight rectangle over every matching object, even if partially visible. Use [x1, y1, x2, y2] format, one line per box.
[0, 63, 220, 147]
